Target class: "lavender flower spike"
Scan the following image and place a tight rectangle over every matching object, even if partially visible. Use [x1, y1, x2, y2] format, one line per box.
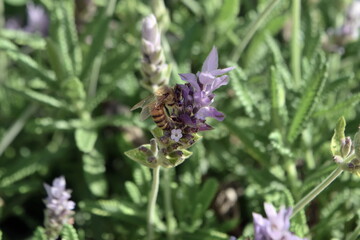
[43, 176, 75, 239]
[141, 14, 170, 90]
[177, 47, 234, 131]
[252, 203, 307, 240]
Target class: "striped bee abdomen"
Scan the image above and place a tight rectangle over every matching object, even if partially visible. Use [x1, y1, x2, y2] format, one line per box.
[151, 105, 168, 129]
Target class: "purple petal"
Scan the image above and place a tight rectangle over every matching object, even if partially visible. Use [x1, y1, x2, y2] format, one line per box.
[211, 75, 229, 91]
[179, 73, 200, 91]
[209, 66, 235, 76]
[201, 47, 218, 72]
[199, 72, 215, 85]
[197, 122, 213, 131]
[264, 203, 277, 219]
[195, 106, 224, 121]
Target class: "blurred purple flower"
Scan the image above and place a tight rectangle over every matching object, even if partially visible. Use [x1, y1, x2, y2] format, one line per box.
[25, 2, 49, 36]
[252, 203, 306, 240]
[176, 47, 234, 131]
[324, 0, 360, 53]
[5, 2, 49, 36]
[44, 176, 75, 238]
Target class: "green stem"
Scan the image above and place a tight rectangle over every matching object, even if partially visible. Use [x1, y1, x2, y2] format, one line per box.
[0, 104, 38, 157]
[148, 166, 161, 240]
[291, 154, 356, 218]
[291, 167, 343, 218]
[163, 169, 175, 240]
[285, 159, 299, 197]
[230, 0, 281, 62]
[291, 0, 301, 87]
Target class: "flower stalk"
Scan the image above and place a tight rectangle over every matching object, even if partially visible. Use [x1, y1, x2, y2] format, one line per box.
[291, 153, 356, 218]
[147, 165, 161, 240]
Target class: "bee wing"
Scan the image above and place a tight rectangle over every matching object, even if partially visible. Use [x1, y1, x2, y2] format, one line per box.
[140, 106, 151, 120]
[130, 95, 155, 111]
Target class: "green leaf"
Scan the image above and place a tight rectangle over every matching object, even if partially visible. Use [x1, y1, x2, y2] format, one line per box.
[192, 178, 219, 221]
[330, 117, 346, 156]
[31, 227, 47, 240]
[287, 55, 328, 143]
[225, 120, 268, 166]
[75, 128, 98, 153]
[82, 149, 108, 197]
[270, 66, 286, 130]
[125, 181, 142, 205]
[228, 66, 255, 117]
[0, 230, 2, 240]
[161, 149, 193, 168]
[80, 1, 117, 82]
[6, 85, 65, 109]
[0, 29, 46, 49]
[0, 38, 54, 82]
[46, 39, 68, 81]
[80, 199, 146, 225]
[215, 0, 240, 32]
[50, 1, 79, 77]
[61, 224, 79, 240]
[125, 144, 158, 168]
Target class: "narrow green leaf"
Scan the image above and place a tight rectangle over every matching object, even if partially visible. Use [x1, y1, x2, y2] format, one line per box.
[0, 29, 46, 49]
[125, 181, 142, 205]
[270, 66, 286, 130]
[266, 34, 292, 88]
[215, 0, 240, 28]
[75, 128, 98, 153]
[6, 85, 65, 109]
[0, 230, 2, 240]
[125, 144, 158, 168]
[46, 39, 68, 81]
[61, 224, 79, 240]
[314, 93, 360, 117]
[225, 120, 268, 166]
[51, 2, 76, 77]
[80, 0, 117, 82]
[0, 38, 54, 82]
[82, 149, 108, 197]
[80, 199, 146, 225]
[287, 55, 328, 143]
[192, 178, 219, 220]
[31, 227, 47, 240]
[330, 117, 346, 157]
[228, 66, 255, 117]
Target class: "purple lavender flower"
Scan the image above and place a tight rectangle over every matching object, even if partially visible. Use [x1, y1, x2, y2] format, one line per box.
[323, 0, 360, 53]
[176, 47, 234, 131]
[252, 203, 306, 240]
[5, 2, 49, 36]
[25, 2, 49, 36]
[43, 176, 75, 239]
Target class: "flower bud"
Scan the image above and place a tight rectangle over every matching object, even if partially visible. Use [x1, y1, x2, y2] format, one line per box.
[140, 14, 169, 90]
[341, 136, 352, 157]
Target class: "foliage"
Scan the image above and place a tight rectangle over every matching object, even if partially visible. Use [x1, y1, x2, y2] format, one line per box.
[1, 0, 360, 239]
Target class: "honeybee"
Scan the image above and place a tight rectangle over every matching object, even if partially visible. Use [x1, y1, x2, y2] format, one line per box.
[131, 86, 177, 130]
